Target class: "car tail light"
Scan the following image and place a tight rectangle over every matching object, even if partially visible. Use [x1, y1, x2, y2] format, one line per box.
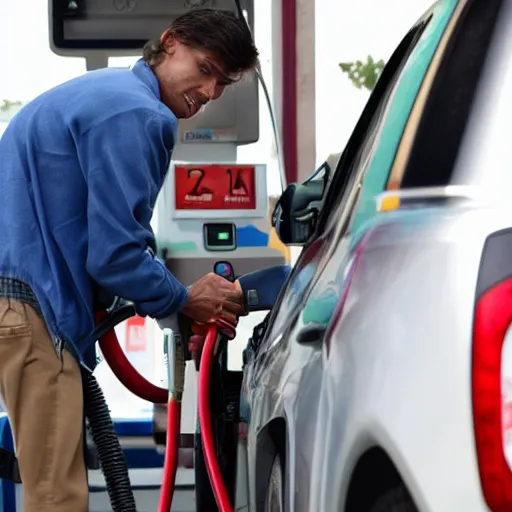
[472, 229, 512, 511]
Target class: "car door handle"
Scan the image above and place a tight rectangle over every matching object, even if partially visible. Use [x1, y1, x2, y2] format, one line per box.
[296, 324, 327, 345]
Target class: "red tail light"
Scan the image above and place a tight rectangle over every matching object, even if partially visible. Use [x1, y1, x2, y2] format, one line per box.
[472, 230, 512, 511]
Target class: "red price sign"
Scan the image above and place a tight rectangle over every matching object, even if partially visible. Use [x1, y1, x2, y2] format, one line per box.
[174, 164, 256, 210]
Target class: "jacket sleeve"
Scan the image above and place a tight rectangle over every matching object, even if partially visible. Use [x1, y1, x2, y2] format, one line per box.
[77, 107, 188, 319]
[238, 265, 292, 311]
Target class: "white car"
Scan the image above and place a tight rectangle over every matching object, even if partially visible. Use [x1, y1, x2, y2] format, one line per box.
[234, 0, 512, 511]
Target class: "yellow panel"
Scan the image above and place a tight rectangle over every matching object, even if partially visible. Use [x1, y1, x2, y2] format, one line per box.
[379, 195, 401, 212]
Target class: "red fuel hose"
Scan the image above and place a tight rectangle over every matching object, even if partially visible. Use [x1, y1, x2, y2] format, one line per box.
[98, 329, 168, 404]
[98, 321, 232, 512]
[98, 327, 180, 512]
[198, 325, 234, 512]
[157, 397, 181, 512]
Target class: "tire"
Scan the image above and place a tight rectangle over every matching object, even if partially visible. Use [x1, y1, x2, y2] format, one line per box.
[369, 483, 418, 512]
[265, 454, 284, 512]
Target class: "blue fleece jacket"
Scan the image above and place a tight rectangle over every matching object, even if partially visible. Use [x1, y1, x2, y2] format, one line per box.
[0, 59, 188, 361]
[238, 265, 291, 311]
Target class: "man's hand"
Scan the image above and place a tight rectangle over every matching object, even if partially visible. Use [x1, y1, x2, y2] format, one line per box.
[180, 273, 245, 325]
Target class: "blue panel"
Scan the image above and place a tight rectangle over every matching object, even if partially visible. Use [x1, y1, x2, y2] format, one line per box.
[123, 448, 164, 469]
[113, 418, 164, 469]
[236, 225, 269, 247]
[113, 418, 153, 437]
[0, 414, 16, 512]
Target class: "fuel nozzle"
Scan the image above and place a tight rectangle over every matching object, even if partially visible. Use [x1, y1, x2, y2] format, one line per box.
[162, 328, 185, 403]
[157, 313, 194, 362]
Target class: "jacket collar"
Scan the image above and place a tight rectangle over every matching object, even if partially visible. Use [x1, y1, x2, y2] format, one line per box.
[131, 58, 161, 100]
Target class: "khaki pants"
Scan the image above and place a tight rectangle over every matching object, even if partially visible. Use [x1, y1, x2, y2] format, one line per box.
[0, 298, 88, 511]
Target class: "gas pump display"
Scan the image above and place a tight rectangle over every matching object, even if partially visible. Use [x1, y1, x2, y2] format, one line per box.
[204, 224, 237, 251]
[175, 164, 256, 211]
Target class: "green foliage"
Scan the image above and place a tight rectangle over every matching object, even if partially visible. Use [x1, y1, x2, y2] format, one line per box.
[0, 99, 23, 112]
[339, 55, 385, 91]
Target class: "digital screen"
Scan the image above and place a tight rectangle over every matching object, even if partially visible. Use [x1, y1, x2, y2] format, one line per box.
[204, 223, 236, 251]
[175, 165, 256, 211]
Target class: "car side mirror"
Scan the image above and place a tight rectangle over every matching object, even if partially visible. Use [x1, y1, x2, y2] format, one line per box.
[272, 163, 330, 246]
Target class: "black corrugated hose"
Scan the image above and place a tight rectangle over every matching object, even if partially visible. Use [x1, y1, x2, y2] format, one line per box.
[82, 367, 137, 512]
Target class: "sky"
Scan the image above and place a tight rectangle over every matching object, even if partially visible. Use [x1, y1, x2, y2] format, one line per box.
[314, 0, 435, 159]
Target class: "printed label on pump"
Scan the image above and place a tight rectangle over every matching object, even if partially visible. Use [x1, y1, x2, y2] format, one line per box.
[183, 128, 237, 142]
[125, 315, 147, 352]
[174, 164, 256, 210]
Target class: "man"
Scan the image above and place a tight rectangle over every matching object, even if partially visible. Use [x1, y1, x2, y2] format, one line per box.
[0, 9, 258, 512]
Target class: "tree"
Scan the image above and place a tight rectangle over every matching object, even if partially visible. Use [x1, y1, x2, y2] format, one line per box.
[339, 55, 385, 91]
[0, 100, 23, 112]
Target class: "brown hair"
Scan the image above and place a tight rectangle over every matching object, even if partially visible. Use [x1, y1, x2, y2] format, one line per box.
[143, 9, 259, 76]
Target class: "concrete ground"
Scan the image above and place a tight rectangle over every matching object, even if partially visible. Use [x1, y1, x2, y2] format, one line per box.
[89, 487, 195, 512]
[13, 469, 196, 512]
[89, 468, 195, 511]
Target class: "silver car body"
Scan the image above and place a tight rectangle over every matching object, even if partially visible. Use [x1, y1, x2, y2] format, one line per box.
[237, 0, 512, 510]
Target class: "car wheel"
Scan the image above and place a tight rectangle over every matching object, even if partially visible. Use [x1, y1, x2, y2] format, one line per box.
[265, 454, 284, 512]
[369, 483, 418, 512]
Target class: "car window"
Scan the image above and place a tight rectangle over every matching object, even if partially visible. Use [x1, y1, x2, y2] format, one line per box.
[261, 10, 438, 339]
[258, 0, 461, 343]
[388, 0, 504, 191]
[320, 0, 460, 240]
[291, 1, 463, 329]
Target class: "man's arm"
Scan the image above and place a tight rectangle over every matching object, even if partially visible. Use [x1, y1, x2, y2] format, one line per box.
[77, 107, 187, 319]
[237, 264, 292, 312]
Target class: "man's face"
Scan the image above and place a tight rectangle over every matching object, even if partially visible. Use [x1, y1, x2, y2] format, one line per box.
[154, 31, 237, 119]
